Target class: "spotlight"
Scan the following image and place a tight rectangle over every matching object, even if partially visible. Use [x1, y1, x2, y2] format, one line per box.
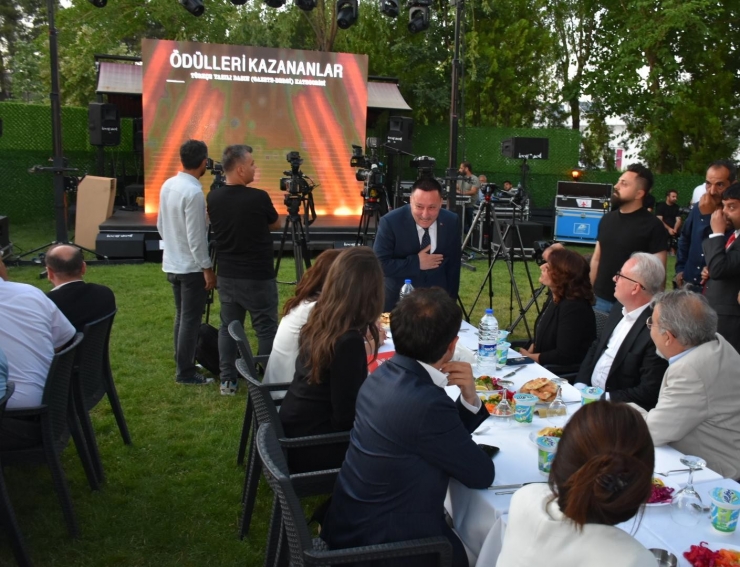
[264, 0, 287, 6]
[408, 0, 431, 33]
[179, 0, 204, 16]
[380, 0, 399, 17]
[569, 168, 583, 181]
[295, 0, 317, 9]
[336, 0, 358, 29]
[87, 0, 107, 6]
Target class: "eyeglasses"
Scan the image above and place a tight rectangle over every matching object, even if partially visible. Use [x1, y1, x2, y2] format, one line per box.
[646, 315, 653, 329]
[614, 271, 646, 290]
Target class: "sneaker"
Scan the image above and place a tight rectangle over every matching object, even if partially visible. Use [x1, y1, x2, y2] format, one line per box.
[176, 373, 215, 385]
[220, 380, 238, 396]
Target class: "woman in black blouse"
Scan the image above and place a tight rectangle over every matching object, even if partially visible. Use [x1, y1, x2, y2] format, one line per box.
[518, 248, 596, 370]
[279, 246, 384, 472]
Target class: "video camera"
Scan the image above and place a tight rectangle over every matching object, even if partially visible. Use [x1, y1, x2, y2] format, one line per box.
[480, 182, 498, 199]
[351, 138, 386, 204]
[279, 151, 317, 221]
[205, 158, 225, 190]
[410, 155, 436, 179]
[532, 240, 555, 265]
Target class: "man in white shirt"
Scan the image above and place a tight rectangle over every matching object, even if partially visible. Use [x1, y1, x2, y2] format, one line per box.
[0, 278, 76, 448]
[156, 139, 216, 385]
[703, 182, 740, 352]
[576, 252, 668, 410]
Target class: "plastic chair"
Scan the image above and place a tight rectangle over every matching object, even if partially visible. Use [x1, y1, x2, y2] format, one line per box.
[256, 422, 453, 567]
[235, 358, 346, 558]
[227, 320, 281, 466]
[0, 382, 33, 567]
[73, 310, 126, 484]
[1, 333, 88, 537]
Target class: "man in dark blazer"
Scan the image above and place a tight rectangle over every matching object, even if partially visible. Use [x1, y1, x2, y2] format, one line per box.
[703, 182, 740, 353]
[576, 252, 667, 410]
[45, 244, 116, 331]
[322, 288, 494, 567]
[374, 177, 461, 312]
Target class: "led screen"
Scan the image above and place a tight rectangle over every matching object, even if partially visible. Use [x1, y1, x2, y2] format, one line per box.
[142, 38, 368, 218]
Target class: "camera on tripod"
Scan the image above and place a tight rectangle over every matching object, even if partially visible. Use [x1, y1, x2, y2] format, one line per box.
[280, 151, 315, 197]
[480, 182, 498, 199]
[351, 138, 385, 204]
[410, 155, 436, 179]
[205, 158, 225, 190]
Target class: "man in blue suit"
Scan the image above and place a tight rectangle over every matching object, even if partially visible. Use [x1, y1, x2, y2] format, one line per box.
[322, 288, 494, 567]
[374, 177, 462, 312]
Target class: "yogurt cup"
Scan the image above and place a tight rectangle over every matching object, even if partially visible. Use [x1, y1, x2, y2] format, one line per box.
[710, 487, 740, 533]
[513, 393, 537, 423]
[537, 435, 560, 475]
[580, 386, 604, 405]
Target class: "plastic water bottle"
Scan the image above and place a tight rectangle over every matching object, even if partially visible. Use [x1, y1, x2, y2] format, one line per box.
[399, 279, 414, 302]
[478, 308, 499, 373]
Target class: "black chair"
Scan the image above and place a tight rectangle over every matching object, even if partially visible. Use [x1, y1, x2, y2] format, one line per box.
[235, 358, 346, 558]
[256, 422, 453, 567]
[1, 333, 88, 537]
[72, 310, 128, 485]
[227, 320, 280, 467]
[593, 307, 609, 341]
[0, 382, 33, 567]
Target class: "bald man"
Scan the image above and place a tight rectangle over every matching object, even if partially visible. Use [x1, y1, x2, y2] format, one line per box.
[45, 244, 116, 332]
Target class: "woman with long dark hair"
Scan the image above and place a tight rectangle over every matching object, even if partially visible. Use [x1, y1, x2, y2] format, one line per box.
[497, 401, 656, 566]
[279, 246, 384, 472]
[518, 247, 596, 368]
[263, 249, 342, 387]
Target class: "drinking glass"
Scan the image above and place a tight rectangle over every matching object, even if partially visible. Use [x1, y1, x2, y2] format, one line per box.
[492, 391, 514, 429]
[547, 386, 568, 427]
[670, 455, 707, 526]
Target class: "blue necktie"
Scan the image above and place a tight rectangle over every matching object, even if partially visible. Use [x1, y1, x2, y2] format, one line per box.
[421, 228, 430, 250]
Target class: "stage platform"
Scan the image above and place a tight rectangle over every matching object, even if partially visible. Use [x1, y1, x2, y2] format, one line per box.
[96, 208, 365, 261]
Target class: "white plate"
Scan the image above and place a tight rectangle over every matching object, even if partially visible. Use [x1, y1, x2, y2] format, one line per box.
[646, 478, 678, 506]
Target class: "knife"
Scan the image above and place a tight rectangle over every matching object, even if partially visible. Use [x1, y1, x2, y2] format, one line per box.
[502, 366, 526, 379]
[487, 481, 545, 491]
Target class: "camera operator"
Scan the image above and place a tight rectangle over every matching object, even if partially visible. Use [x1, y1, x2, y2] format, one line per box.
[457, 162, 480, 232]
[206, 144, 281, 396]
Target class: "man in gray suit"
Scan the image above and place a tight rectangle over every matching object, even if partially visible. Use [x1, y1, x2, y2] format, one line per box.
[630, 289, 740, 479]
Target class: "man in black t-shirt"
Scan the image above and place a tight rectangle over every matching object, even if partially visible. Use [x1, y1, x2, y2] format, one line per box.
[655, 189, 682, 254]
[207, 145, 281, 396]
[590, 164, 668, 313]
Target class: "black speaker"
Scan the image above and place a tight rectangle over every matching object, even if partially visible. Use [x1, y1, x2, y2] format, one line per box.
[501, 137, 549, 160]
[0, 216, 9, 248]
[133, 117, 144, 153]
[88, 102, 121, 147]
[95, 232, 145, 258]
[386, 115, 413, 154]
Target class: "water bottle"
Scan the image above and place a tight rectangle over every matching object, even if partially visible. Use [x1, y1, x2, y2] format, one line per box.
[399, 279, 414, 302]
[478, 308, 499, 373]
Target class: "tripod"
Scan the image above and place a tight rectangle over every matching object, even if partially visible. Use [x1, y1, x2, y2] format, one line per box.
[356, 200, 383, 246]
[466, 196, 542, 341]
[275, 195, 313, 284]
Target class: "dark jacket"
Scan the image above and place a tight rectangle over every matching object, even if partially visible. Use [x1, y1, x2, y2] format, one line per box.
[322, 355, 493, 567]
[575, 302, 667, 410]
[374, 206, 461, 312]
[677, 205, 715, 286]
[534, 297, 596, 368]
[703, 233, 740, 352]
[47, 281, 116, 332]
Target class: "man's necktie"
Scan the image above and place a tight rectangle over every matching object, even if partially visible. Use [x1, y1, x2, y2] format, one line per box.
[726, 233, 737, 250]
[421, 228, 430, 250]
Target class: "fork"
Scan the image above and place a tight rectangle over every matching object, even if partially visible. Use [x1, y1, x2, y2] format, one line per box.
[654, 468, 691, 477]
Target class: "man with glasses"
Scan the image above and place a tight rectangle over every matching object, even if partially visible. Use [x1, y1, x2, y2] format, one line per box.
[630, 289, 740, 479]
[675, 160, 736, 290]
[576, 253, 667, 410]
[589, 163, 668, 313]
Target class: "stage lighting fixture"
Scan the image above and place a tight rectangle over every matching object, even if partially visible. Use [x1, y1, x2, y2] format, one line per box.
[230, 0, 248, 4]
[179, 0, 205, 16]
[408, 0, 431, 33]
[264, 0, 287, 7]
[295, 0, 317, 10]
[336, 0, 358, 29]
[569, 168, 583, 181]
[380, 0, 399, 17]
[87, 0, 107, 7]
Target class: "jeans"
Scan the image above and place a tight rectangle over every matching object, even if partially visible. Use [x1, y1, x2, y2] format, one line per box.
[217, 276, 278, 383]
[167, 272, 208, 381]
[593, 296, 615, 314]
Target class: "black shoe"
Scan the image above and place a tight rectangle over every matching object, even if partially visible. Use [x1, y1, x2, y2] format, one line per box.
[176, 373, 215, 385]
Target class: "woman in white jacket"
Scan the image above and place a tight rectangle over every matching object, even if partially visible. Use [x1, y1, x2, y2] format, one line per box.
[498, 401, 656, 567]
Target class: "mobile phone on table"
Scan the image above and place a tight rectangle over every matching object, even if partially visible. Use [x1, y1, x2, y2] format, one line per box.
[505, 356, 535, 366]
[478, 444, 500, 458]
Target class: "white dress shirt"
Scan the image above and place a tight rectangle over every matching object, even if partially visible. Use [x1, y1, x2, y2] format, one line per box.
[590, 303, 650, 391]
[415, 221, 438, 253]
[156, 171, 212, 274]
[418, 360, 480, 413]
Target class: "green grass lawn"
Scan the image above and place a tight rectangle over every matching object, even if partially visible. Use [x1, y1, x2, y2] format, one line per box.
[0, 223, 675, 566]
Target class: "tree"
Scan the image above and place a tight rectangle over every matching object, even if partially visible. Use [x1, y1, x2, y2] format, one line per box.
[0, 0, 45, 99]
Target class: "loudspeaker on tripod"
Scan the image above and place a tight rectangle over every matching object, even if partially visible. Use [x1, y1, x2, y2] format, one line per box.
[386, 116, 413, 154]
[88, 102, 121, 147]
